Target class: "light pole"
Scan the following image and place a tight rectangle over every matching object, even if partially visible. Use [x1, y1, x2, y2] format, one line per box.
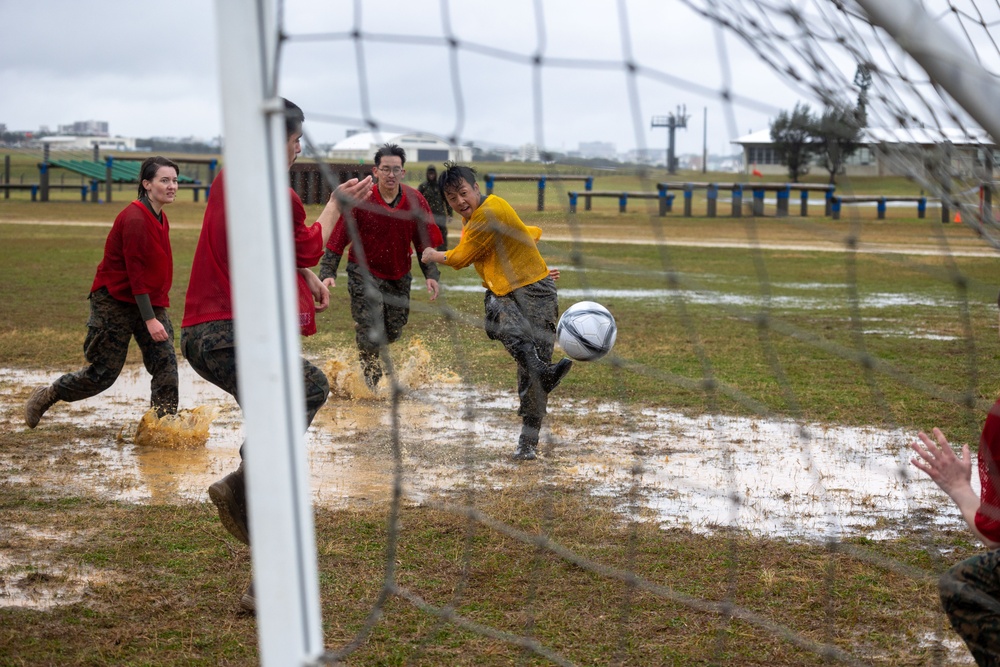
[651, 105, 689, 174]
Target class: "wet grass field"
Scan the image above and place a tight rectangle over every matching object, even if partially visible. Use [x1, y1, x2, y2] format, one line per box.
[1, 188, 997, 664]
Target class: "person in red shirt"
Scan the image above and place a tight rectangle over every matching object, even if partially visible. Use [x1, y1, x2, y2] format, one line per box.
[319, 143, 442, 390]
[181, 98, 371, 613]
[910, 290, 1000, 665]
[25, 156, 180, 428]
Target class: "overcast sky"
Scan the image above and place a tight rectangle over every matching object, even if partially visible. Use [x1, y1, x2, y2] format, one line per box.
[1, 0, 858, 157]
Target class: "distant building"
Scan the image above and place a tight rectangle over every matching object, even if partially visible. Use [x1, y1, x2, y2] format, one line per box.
[517, 143, 541, 162]
[578, 141, 617, 160]
[40, 135, 137, 151]
[732, 127, 994, 178]
[623, 148, 664, 165]
[57, 120, 109, 137]
[325, 131, 471, 163]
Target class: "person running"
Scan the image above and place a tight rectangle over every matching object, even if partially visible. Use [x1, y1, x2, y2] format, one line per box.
[319, 143, 442, 390]
[418, 164, 452, 251]
[420, 163, 572, 461]
[25, 156, 180, 428]
[181, 98, 371, 612]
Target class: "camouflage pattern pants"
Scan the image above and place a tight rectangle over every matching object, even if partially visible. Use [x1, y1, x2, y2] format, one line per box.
[940, 549, 1000, 666]
[346, 261, 412, 383]
[433, 214, 448, 252]
[180, 319, 330, 459]
[53, 287, 178, 416]
[484, 277, 559, 442]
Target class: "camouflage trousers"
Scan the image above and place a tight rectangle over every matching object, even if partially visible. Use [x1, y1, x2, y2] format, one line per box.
[53, 287, 178, 416]
[180, 319, 330, 459]
[346, 262, 412, 385]
[484, 277, 559, 442]
[940, 549, 1000, 666]
[433, 214, 448, 252]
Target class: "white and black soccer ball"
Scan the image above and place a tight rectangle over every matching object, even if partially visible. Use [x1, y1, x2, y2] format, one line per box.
[556, 301, 617, 361]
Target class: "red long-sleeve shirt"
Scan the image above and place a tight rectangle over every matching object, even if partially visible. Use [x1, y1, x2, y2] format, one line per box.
[974, 398, 1000, 542]
[182, 170, 322, 328]
[326, 184, 441, 280]
[91, 200, 173, 307]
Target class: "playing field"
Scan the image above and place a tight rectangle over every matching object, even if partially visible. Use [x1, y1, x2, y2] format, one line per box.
[0, 176, 996, 665]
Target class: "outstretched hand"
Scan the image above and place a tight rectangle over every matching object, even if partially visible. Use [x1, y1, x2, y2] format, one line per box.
[333, 175, 373, 206]
[910, 427, 973, 497]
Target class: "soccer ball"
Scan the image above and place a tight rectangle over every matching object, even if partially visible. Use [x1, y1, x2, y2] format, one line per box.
[556, 301, 617, 361]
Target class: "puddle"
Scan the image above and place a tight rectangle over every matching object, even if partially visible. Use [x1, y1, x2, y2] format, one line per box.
[0, 525, 114, 611]
[0, 346, 974, 607]
[443, 282, 974, 311]
[916, 631, 976, 665]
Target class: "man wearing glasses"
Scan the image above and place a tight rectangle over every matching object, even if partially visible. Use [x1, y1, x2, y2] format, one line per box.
[320, 143, 442, 391]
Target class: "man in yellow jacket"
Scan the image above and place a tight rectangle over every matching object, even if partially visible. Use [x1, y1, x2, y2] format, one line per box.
[422, 163, 572, 460]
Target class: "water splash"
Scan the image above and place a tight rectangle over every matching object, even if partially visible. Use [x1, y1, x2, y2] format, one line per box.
[129, 405, 219, 449]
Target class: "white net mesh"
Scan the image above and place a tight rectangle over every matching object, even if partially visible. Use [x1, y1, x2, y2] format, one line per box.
[228, 1, 1000, 663]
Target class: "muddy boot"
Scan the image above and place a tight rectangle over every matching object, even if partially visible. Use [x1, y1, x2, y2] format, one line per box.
[359, 350, 382, 390]
[240, 581, 256, 613]
[512, 343, 572, 394]
[542, 358, 573, 393]
[208, 464, 249, 545]
[512, 434, 538, 461]
[25, 384, 60, 429]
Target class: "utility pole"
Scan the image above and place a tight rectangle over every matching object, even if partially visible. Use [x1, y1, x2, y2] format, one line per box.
[702, 106, 708, 174]
[651, 105, 689, 174]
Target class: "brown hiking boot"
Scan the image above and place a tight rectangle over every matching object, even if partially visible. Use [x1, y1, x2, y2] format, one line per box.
[208, 465, 249, 545]
[240, 581, 256, 613]
[25, 384, 59, 429]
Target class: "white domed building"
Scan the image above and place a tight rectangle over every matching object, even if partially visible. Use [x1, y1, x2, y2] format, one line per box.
[325, 131, 472, 164]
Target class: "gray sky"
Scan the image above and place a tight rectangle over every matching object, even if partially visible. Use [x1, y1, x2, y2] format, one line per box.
[0, 0, 839, 157]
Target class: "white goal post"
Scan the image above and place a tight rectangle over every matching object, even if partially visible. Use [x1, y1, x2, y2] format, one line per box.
[855, 0, 1000, 144]
[213, 0, 324, 664]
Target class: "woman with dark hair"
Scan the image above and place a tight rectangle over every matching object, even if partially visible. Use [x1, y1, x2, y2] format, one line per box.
[25, 156, 181, 428]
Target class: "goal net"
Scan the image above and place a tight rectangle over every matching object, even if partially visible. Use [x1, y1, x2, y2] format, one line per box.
[217, 1, 1000, 664]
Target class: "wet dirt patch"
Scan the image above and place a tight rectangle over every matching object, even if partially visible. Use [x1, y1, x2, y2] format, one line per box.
[0, 524, 115, 611]
[0, 348, 968, 608]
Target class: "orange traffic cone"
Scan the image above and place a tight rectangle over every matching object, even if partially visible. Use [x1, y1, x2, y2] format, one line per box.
[954, 211, 962, 224]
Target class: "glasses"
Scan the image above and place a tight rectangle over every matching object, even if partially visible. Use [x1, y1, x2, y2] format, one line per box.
[377, 166, 404, 176]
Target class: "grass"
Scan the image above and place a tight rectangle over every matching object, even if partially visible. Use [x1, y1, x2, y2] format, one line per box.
[1, 181, 997, 665]
[0, 458, 973, 666]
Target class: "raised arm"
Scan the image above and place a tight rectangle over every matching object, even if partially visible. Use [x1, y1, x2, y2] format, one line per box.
[316, 176, 373, 247]
[911, 427, 1000, 549]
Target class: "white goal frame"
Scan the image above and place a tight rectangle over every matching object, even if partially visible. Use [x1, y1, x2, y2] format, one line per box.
[213, 0, 323, 664]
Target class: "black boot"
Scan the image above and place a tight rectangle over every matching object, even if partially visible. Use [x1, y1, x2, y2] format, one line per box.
[513, 434, 537, 461]
[542, 358, 573, 393]
[512, 343, 573, 393]
[208, 463, 249, 545]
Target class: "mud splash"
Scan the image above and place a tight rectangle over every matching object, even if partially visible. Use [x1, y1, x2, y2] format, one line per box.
[131, 405, 219, 449]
